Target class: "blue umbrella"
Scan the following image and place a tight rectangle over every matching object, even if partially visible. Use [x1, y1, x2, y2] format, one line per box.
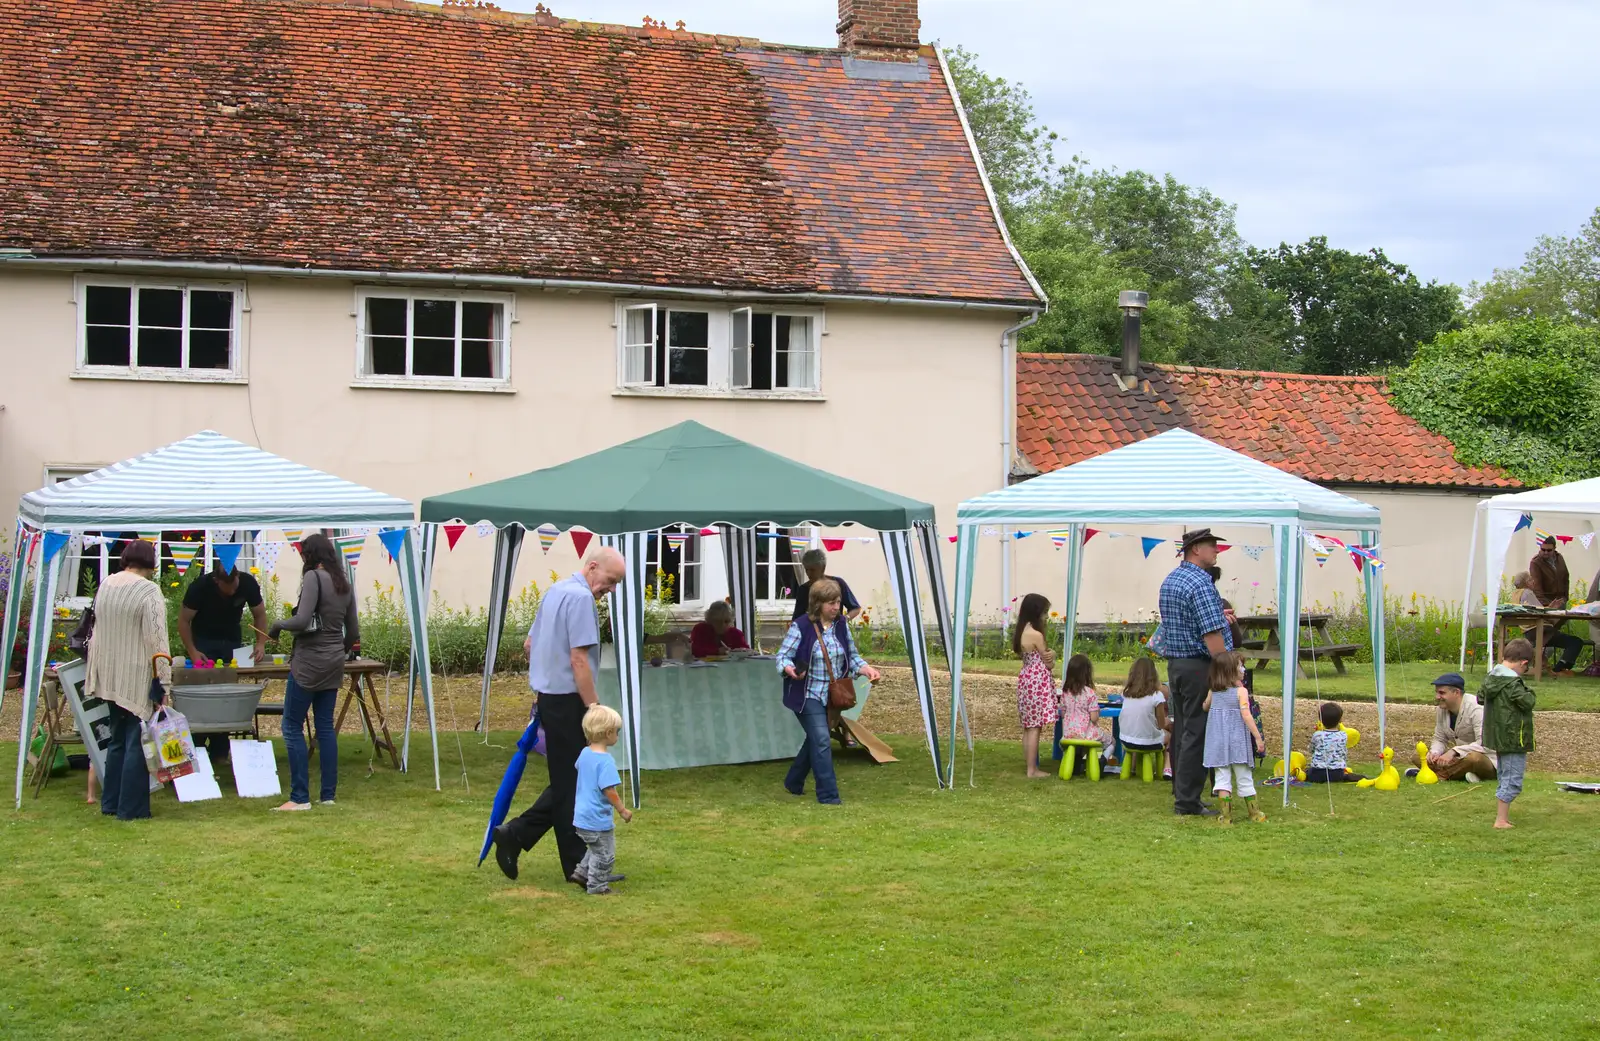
[477, 709, 546, 866]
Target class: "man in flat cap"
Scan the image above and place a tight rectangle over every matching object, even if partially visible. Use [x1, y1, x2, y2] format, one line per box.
[1157, 529, 1234, 816]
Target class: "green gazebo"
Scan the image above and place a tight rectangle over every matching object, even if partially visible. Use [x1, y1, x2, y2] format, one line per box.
[420, 421, 954, 805]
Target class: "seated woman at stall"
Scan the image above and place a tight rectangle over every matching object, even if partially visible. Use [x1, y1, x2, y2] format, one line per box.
[690, 601, 749, 658]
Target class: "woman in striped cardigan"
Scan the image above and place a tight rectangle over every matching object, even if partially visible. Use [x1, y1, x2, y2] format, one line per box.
[86, 540, 172, 821]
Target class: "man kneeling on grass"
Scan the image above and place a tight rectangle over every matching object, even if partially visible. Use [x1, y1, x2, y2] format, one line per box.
[1408, 672, 1498, 783]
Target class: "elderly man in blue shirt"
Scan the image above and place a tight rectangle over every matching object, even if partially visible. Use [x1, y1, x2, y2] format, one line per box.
[1158, 529, 1235, 817]
[492, 547, 627, 884]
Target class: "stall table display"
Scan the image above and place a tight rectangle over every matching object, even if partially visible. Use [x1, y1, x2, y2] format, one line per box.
[1491, 608, 1598, 680]
[595, 655, 878, 771]
[228, 660, 400, 769]
[1234, 613, 1362, 676]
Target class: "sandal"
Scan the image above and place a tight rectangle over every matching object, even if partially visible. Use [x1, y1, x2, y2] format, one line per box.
[272, 801, 312, 812]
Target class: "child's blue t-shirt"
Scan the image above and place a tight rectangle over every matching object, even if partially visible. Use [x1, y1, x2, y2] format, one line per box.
[573, 747, 622, 832]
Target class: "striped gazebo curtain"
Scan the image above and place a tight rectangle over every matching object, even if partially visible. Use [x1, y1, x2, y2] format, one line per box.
[476, 525, 526, 732]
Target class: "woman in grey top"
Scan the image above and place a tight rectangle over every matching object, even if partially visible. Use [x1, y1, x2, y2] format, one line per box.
[268, 533, 360, 811]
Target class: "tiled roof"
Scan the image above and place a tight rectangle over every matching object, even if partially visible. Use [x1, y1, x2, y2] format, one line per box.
[0, 0, 1041, 307]
[1016, 354, 1521, 490]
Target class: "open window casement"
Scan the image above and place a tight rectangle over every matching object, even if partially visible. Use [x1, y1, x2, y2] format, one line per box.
[621, 303, 657, 386]
[730, 306, 753, 390]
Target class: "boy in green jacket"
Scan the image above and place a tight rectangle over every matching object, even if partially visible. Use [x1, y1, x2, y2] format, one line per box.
[1480, 637, 1536, 829]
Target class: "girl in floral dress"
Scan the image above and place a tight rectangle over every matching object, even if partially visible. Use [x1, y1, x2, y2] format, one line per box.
[1013, 594, 1057, 778]
[1059, 654, 1113, 766]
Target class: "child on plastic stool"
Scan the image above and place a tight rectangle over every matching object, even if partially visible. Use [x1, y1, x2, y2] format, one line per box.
[1202, 651, 1266, 824]
[1304, 702, 1366, 783]
[1058, 654, 1113, 770]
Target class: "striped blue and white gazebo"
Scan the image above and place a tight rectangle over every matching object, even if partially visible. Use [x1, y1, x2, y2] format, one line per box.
[0, 431, 439, 806]
[951, 429, 1388, 804]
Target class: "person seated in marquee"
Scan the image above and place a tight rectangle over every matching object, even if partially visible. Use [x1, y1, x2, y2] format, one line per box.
[689, 601, 749, 659]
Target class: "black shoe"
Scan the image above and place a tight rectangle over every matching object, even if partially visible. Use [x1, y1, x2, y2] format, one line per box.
[492, 825, 520, 881]
[568, 871, 589, 888]
[1404, 768, 1420, 778]
[1175, 806, 1220, 817]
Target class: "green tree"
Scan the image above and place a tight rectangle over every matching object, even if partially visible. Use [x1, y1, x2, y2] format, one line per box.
[1469, 206, 1600, 324]
[942, 45, 1068, 223]
[1244, 237, 1462, 375]
[1389, 319, 1600, 485]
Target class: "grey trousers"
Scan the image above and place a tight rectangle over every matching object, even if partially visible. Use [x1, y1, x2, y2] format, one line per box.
[574, 827, 616, 894]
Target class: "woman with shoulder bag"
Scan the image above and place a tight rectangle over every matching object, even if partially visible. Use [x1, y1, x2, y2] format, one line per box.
[267, 533, 360, 811]
[86, 540, 171, 821]
[775, 578, 881, 805]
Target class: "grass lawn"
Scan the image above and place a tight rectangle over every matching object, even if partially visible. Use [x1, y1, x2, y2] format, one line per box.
[884, 657, 1600, 713]
[4, 734, 1600, 1040]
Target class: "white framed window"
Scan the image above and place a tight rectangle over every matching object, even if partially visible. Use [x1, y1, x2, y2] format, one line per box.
[355, 288, 513, 389]
[644, 525, 702, 605]
[74, 277, 244, 380]
[753, 523, 805, 605]
[614, 302, 823, 397]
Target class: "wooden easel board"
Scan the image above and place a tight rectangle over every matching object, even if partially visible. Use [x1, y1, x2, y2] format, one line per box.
[840, 718, 897, 764]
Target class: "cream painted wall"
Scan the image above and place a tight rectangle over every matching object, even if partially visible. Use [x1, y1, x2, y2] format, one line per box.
[0, 268, 1018, 620]
[993, 488, 1597, 627]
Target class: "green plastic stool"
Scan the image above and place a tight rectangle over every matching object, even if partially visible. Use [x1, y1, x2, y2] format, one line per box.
[1058, 739, 1104, 781]
[1121, 746, 1162, 783]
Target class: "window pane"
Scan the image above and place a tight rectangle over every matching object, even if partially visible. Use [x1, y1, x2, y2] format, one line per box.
[85, 325, 130, 366]
[412, 299, 456, 339]
[138, 287, 183, 328]
[370, 336, 406, 375]
[461, 339, 495, 379]
[84, 285, 130, 326]
[751, 313, 773, 391]
[413, 337, 455, 377]
[189, 290, 233, 330]
[136, 327, 182, 367]
[462, 302, 497, 341]
[667, 310, 708, 349]
[368, 297, 407, 337]
[669, 348, 708, 386]
[189, 330, 231, 369]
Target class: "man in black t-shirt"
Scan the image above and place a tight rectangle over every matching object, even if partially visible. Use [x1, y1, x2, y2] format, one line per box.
[180, 562, 268, 666]
[790, 548, 862, 621]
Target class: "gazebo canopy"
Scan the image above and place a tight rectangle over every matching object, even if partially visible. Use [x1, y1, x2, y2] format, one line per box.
[18, 430, 418, 531]
[958, 429, 1381, 530]
[419, 421, 935, 533]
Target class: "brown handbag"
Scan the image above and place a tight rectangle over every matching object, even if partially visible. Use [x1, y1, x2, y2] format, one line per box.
[814, 620, 858, 711]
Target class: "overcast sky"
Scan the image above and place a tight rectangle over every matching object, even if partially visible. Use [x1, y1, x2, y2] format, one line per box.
[494, 0, 1599, 290]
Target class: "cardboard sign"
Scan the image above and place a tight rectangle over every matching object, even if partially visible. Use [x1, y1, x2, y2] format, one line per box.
[174, 747, 223, 803]
[228, 738, 281, 798]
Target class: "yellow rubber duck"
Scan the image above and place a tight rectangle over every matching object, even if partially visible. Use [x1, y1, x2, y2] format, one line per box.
[1272, 751, 1307, 782]
[1341, 725, 1360, 749]
[1372, 746, 1400, 791]
[1415, 741, 1439, 785]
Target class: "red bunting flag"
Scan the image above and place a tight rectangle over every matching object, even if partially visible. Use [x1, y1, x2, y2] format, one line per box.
[822, 538, 845, 552]
[570, 530, 594, 557]
[1083, 528, 1100, 545]
[947, 535, 958, 543]
[443, 523, 467, 550]
[1217, 544, 1232, 553]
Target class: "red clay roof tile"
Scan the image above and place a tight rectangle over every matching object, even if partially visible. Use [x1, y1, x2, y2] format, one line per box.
[0, 0, 1041, 306]
[1016, 354, 1520, 490]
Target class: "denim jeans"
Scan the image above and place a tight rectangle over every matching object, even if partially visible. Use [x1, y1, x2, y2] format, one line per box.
[784, 698, 840, 804]
[574, 827, 617, 894]
[283, 677, 337, 805]
[100, 704, 152, 820]
[1496, 752, 1527, 804]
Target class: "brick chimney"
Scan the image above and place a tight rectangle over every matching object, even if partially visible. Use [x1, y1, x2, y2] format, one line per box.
[837, 0, 920, 61]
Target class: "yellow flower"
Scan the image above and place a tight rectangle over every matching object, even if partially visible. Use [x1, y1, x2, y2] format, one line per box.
[249, 567, 260, 575]
[170, 581, 179, 587]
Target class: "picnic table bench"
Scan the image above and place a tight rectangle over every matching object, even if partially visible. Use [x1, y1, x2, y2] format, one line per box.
[1234, 613, 1362, 677]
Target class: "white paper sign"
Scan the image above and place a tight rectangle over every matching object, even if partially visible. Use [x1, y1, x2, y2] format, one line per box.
[174, 747, 223, 802]
[229, 739, 281, 798]
[233, 646, 254, 668]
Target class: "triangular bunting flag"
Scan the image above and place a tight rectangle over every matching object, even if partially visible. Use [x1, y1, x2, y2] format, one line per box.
[536, 526, 559, 554]
[1514, 513, 1533, 533]
[214, 543, 244, 575]
[169, 543, 201, 576]
[1140, 536, 1165, 559]
[255, 541, 283, 573]
[443, 524, 467, 550]
[1050, 534, 1068, 550]
[663, 532, 689, 552]
[1241, 545, 1267, 562]
[1083, 528, 1100, 545]
[41, 530, 71, 566]
[1013, 530, 1033, 540]
[377, 527, 409, 563]
[333, 534, 365, 569]
[281, 529, 304, 542]
[1217, 544, 1232, 553]
[981, 527, 999, 537]
[699, 528, 719, 537]
[1533, 527, 1573, 545]
[1582, 532, 1596, 550]
[476, 521, 494, 539]
[570, 531, 594, 558]
[947, 535, 958, 544]
[822, 538, 845, 552]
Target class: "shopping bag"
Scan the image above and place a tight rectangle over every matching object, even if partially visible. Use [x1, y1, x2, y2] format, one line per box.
[141, 706, 196, 784]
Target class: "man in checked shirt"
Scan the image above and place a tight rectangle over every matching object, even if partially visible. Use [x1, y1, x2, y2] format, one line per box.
[1157, 529, 1235, 817]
